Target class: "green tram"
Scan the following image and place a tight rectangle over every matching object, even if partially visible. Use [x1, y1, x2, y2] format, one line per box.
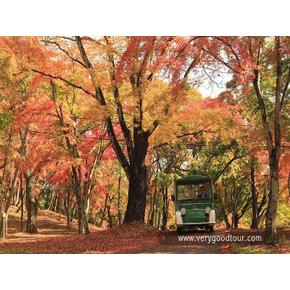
[172, 175, 216, 233]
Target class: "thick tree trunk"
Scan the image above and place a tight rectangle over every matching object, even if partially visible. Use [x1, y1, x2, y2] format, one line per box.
[64, 201, 75, 230]
[76, 198, 89, 235]
[26, 200, 38, 234]
[25, 177, 38, 234]
[250, 159, 259, 229]
[265, 152, 280, 244]
[124, 165, 148, 223]
[71, 166, 89, 234]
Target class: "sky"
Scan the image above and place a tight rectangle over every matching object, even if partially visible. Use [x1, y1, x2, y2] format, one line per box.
[197, 70, 233, 98]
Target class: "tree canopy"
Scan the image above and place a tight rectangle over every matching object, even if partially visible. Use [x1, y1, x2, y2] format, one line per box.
[0, 36, 289, 246]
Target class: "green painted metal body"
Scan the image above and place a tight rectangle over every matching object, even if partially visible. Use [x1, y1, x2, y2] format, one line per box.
[174, 175, 215, 227]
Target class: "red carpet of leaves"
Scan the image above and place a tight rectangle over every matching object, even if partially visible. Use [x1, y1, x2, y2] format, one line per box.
[0, 225, 161, 254]
[0, 207, 289, 253]
[0, 208, 161, 254]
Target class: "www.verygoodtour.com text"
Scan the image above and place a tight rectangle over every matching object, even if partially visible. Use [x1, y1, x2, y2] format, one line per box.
[177, 234, 263, 244]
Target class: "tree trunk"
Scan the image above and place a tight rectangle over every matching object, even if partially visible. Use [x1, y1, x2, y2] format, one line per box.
[26, 200, 38, 234]
[25, 176, 38, 234]
[71, 166, 90, 235]
[265, 152, 280, 244]
[232, 213, 239, 228]
[264, 37, 282, 244]
[250, 159, 259, 229]
[149, 180, 157, 226]
[157, 208, 162, 230]
[117, 175, 122, 226]
[64, 200, 75, 230]
[124, 165, 148, 223]
[76, 198, 89, 235]
[287, 173, 290, 198]
[97, 193, 109, 227]
[49, 192, 56, 210]
[219, 193, 231, 228]
[0, 212, 8, 239]
[107, 203, 113, 229]
[162, 186, 169, 231]
[19, 173, 24, 232]
[65, 206, 73, 230]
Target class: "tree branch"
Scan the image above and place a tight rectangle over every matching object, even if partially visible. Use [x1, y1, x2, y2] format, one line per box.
[104, 37, 134, 159]
[32, 69, 96, 98]
[75, 36, 93, 69]
[42, 39, 87, 68]
[105, 118, 130, 177]
[252, 69, 273, 152]
[214, 155, 243, 181]
[281, 66, 290, 110]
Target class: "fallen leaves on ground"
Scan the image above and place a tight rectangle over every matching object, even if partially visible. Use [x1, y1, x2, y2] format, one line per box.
[0, 207, 289, 254]
[0, 207, 161, 254]
[0, 223, 161, 254]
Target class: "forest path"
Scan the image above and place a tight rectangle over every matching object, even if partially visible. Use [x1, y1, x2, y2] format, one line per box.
[137, 231, 230, 253]
[138, 229, 290, 253]
[0, 207, 289, 253]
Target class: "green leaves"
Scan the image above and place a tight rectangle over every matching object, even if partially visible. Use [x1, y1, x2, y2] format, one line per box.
[0, 112, 13, 131]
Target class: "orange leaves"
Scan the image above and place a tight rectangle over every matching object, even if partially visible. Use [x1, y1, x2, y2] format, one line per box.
[149, 87, 247, 150]
[17, 135, 57, 175]
[13, 96, 55, 132]
[1, 37, 50, 73]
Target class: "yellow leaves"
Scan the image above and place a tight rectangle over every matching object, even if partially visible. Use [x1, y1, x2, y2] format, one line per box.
[74, 158, 83, 166]
[185, 87, 203, 101]
[0, 50, 19, 86]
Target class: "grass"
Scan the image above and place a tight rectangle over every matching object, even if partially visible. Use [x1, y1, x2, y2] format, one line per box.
[231, 241, 290, 254]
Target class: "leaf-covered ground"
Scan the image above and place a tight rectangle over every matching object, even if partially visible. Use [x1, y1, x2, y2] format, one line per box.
[0, 207, 161, 253]
[0, 207, 289, 254]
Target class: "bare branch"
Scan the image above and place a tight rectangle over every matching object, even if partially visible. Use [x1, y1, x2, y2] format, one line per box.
[214, 37, 241, 63]
[214, 155, 243, 181]
[42, 39, 87, 68]
[201, 47, 239, 75]
[32, 69, 96, 98]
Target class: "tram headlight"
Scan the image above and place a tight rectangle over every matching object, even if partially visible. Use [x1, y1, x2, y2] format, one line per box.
[205, 207, 211, 215]
[180, 208, 186, 215]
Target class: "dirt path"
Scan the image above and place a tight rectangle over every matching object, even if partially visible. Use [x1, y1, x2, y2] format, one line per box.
[137, 229, 290, 254]
[1, 207, 289, 253]
[136, 231, 229, 253]
[135, 244, 225, 253]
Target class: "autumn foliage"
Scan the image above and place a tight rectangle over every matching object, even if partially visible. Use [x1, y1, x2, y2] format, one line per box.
[0, 36, 289, 249]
